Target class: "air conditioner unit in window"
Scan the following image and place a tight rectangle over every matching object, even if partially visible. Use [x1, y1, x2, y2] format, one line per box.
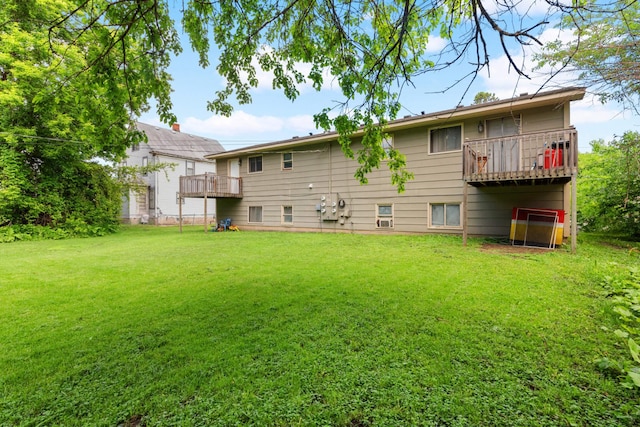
[378, 219, 393, 228]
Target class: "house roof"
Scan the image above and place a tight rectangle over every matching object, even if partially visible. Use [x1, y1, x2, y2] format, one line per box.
[205, 86, 586, 160]
[136, 122, 225, 161]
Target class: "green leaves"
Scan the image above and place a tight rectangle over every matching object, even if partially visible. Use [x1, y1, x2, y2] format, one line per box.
[629, 338, 640, 364]
[599, 268, 640, 389]
[577, 132, 640, 238]
[180, 0, 444, 191]
[537, 1, 640, 109]
[0, 0, 179, 232]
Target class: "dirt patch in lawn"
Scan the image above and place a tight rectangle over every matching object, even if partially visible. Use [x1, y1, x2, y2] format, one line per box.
[480, 242, 553, 254]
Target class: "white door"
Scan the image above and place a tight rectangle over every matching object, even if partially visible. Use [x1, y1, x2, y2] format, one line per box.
[229, 158, 240, 193]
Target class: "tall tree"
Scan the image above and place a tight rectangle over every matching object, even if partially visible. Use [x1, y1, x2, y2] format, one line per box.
[578, 132, 640, 237]
[537, 1, 640, 111]
[472, 91, 499, 104]
[0, 0, 179, 231]
[3, 0, 636, 227]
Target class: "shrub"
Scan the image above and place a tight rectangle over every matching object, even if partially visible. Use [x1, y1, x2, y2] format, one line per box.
[598, 267, 640, 389]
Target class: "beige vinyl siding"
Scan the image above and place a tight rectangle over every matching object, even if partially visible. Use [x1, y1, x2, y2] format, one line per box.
[521, 105, 565, 133]
[466, 185, 565, 236]
[221, 126, 467, 233]
[216, 104, 572, 236]
[216, 160, 229, 176]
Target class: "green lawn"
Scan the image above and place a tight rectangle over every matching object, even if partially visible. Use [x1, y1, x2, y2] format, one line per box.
[1, 227, 639, 426]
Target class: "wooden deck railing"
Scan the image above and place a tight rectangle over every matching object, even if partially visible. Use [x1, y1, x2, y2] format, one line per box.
[463, 128, 578, 184]
[179, 173, 242, 198]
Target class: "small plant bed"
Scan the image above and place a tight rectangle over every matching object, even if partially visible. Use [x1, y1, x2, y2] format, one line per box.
[1, 227, 639, 425]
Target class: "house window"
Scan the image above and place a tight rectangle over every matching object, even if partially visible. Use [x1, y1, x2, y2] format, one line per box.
[132, 143, 140, 152]
[248, 156, 263, 173]
[282, 153, 293, 170]
[249, 206, 263, 223]
[142, 156, 148, 176]
[429, 125, 462, 153]
[186, 160, 195, 176]
[376, 204, 394, 228]
[382, 135, 393, 157]
[282, 205, 293, 223]
[430, 203, 461, 228]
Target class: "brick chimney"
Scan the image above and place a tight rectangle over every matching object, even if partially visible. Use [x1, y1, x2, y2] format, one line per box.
[171, 123, 180, 132]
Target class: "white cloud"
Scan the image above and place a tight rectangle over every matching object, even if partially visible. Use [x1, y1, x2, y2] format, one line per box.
[285, 114, 317, 132]
[481, 0, 562, 19]
[478, 25, 579, 98]
[181, 110, 316, 140]
[571, 98, 628, 125]
[425, 35, 447, 53]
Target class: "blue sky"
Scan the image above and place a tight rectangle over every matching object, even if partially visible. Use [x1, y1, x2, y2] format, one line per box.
[139, 2, 640, 152]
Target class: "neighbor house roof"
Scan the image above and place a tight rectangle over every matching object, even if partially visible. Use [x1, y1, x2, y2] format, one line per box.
[205, 86, 586, 160]
[136, 122, 225, 162]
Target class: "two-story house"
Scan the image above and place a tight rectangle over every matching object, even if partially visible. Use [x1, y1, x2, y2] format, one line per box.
[182, 87, 585, 249]
[122, 122, 225, 225]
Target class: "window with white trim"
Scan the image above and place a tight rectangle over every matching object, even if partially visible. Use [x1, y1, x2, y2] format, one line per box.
[429, 125, 462, 153]
[430, 203, 461, 228]
[249, 206, 263, 223]
[248, 156, 263, 173]
[375, 204, 394, 228]
[282, 205, 293, 223]
[142, 156, 148, 176]
[382, 135, 393, 157]
[282, 153, 293, 170]
[186, 160, 195, 176]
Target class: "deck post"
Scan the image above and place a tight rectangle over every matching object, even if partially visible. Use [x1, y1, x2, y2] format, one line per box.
[571, 172, 577, 253]
[204, 175, 208, 233]
[178, 192, 183, 233]
[462, 181, 468, 246]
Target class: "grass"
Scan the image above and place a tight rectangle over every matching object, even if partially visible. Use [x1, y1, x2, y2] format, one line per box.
[1, 226, 639, 426]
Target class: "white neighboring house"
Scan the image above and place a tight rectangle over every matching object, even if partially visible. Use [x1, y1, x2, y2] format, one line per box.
[121, 122, 225, 225]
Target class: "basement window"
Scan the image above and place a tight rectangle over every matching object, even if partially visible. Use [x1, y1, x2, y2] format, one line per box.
[282, 206, 293, 223]
[376, 204, 394, 228]
[249, 206, 263, 223]
[430, 203, 461, 228]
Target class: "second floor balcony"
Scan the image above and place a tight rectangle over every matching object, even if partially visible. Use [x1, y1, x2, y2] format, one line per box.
[179, 173, 243, 198]
[463, 128, 578, 186]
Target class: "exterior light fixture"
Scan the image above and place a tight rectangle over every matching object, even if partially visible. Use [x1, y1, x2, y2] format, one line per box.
[478, 121, 484, 133]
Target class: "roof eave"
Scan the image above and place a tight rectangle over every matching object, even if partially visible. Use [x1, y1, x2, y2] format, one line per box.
[205, 87, 586, 160]
[150, 150, 218, 162]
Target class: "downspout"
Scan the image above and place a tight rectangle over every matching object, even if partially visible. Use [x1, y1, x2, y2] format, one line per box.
[154, 154, 159, 226]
